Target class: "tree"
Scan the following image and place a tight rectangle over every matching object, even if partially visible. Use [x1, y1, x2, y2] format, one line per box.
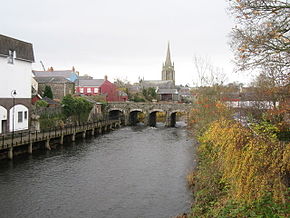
[193, 56, 227, 87]
[43, 85, 53, 99]
[228, 0, 290, 132]
[142, 87, 156, 101]
[61, 95, 93, 123]
[114, 78, 133, 99]
[229, 0, 290, 76]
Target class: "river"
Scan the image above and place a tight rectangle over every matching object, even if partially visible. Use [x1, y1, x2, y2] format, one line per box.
[0, 122, 195, 218]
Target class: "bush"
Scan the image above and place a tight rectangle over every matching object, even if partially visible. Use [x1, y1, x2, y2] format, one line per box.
[35, 100, 48, 108]
[61, 95, 93, 123]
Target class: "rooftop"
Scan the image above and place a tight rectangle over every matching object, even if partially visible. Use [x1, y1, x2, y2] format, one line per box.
[0, 34, 34, 62]
[33, 70, 76, 78]
[34, 76, 74, 84]
[77, 79, 105, 87]
[157, 88, 179, 94]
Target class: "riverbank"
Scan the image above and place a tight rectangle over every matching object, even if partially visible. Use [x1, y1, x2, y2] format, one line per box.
[186, 100, 289, 217]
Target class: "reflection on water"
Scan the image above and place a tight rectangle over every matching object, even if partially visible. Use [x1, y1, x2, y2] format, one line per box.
[0, 122, 195, 218]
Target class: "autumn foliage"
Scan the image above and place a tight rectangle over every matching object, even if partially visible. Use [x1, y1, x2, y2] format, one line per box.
[189, 104, 289, 217]
[188, 84, 289, 216]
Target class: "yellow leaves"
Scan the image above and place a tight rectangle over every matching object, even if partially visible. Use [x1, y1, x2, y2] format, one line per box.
[199, 118, 288, 204]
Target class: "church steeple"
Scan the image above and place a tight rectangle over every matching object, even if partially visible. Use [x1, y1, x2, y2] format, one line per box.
[161, 42, 175, 85]
[165, 42, 172, 66]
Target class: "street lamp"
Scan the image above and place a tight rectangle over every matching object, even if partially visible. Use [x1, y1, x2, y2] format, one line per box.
[11, 90, 17, 146]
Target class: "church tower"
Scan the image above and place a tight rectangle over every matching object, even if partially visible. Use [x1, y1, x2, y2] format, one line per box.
[162, 42, 175, 85]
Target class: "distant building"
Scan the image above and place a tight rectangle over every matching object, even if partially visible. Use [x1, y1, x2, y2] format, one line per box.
[76, 78, 104, 95]
[140, 80, 175, 89]
[156, 88, 179, 101]
[178, 86, 194, 102]
[141, 42, 178, 102]
[0, 34, 34, 133]
[32, 66, 79, 83]
[34, 76, 75, 101]
[76, 76, 128, 102]
[161, 42, 175, 85]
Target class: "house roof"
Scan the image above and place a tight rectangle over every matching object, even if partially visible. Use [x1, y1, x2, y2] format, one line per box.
[0, 34, 34, 62]
[32, 70, 75, 78]
[34, 76, 74, 84]
[157, 88, 179, 94]
[141, 80, 175, 89]
[77, 79, 104, 87]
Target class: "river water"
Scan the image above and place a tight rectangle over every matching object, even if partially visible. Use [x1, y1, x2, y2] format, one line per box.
[0, 123, 195, 218]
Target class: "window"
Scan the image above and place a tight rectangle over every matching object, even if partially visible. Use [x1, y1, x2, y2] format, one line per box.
[24, 111, 27, 120]
[7, 50, 14, 64]
[18, 111, 23, 123]
[80, 88, 84, 93]
[87, 88, 91, 93]
[94, 88, 98, 93]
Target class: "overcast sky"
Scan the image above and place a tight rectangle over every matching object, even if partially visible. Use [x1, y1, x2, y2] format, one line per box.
[1, 0, 256, 85]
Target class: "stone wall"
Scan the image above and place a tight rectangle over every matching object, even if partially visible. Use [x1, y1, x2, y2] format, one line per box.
[38, 83, 75, 100]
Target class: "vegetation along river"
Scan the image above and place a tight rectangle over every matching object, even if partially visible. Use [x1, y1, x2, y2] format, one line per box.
[0, 122, 195, 218]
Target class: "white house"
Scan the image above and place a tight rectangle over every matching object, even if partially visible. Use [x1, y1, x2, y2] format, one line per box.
[0, 34, 34, 133]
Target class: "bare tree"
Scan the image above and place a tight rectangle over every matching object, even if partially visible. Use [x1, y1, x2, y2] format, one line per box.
[193, 56, 227, 86]
[228, 0, 290, 77]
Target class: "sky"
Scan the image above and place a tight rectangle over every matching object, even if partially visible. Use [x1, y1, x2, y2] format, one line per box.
[1, 0, 256, 86]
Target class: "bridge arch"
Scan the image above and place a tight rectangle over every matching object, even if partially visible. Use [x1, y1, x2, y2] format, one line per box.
[129, 109, 145, 126]
[108, 108, 125, 124]
[167, 110, 186, 127]
[148, 109, 165, 127]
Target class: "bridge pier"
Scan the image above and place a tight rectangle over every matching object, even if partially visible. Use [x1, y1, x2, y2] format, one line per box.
[8, 147, 13, 160]
[28, 142, 33, 154]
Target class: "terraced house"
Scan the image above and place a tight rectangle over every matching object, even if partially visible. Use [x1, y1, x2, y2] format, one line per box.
[0, 34, 34, 134]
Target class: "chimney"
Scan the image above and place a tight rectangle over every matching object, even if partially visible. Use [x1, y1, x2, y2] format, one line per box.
[104, 75, 108, 81]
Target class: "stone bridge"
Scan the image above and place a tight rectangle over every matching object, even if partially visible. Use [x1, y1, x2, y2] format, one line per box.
[107, 102, 192, 127]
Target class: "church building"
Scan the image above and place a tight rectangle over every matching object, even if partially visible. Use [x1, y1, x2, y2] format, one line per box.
[161, 42, 175, 85]
[140, 42, 179, 101]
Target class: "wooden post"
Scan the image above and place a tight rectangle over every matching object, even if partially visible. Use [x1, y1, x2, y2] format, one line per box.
[28, 142, 33, 154]
[82, 131, 86, 139]
[72, 133, 76, 142]
[91, 129, 95, 136]
[98, 128, 102, 134]
[60, 134, 64, 145]
[45, 139, 51, 150]
[8, 147, 13, 160]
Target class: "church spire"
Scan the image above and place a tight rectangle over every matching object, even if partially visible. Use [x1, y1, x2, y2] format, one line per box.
[161, 42, 175, 84]
[165, 41, 172, 66]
